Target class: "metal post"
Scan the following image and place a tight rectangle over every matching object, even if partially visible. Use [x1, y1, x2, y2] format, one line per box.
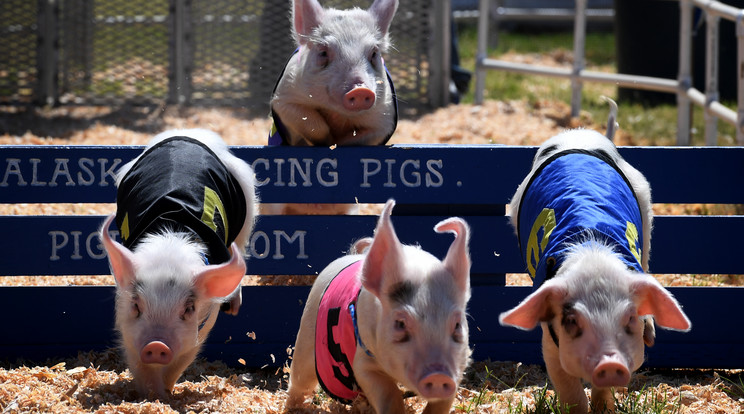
[705, 10, 721, 146]
[571, 0, 587, 117]
[474, 0, 490, 104]
[168, 0, 190, 104]
[677, 0, 693, 145]
[37, 0, 58, 106]
[737, 11, 744, 145]
[430, 0, 451, 107]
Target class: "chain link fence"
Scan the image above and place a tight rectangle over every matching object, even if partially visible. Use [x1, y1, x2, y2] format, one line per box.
[0, 0, 448, 113]
[0, 1, 39, 105]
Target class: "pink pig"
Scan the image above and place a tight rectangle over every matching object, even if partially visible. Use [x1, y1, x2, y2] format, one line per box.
[500, 126, 691, 413]
[285, 199, 472, 413]
[268, 0, 399, 148]
[100, 129, 257, 398]
[264, 0, 399, 216]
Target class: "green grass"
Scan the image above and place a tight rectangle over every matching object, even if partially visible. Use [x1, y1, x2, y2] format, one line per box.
[455, 25, 738, 146]
[457, 363, 572, 414]
[456, 365, 499, 412]
[613, 386, 681, 414]
[511, 385, 572, 414]
[721, 373, 744, 401]
[458, 362, 686, 413]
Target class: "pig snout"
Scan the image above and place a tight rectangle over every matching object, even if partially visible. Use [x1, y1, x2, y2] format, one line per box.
[417, 365, 457, 400]
[343, 86, 376, 111]
[140, 341, 173, 365]
[591, 353, 630, 388]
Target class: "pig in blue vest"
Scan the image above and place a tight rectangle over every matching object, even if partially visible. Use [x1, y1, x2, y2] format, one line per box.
[516, 149, 644, 288]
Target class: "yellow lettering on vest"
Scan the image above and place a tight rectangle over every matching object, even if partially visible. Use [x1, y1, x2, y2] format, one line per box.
[201, 186, 228, 240]
[625, 221, 642, 266]
[121, 213, 130, 241]
[526, 208, 556, 279]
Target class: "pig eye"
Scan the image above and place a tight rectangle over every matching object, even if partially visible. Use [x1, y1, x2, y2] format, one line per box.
[561, 309, 582, 338]
[368, 48, 380, 67]
[181, 301, 195, 321]
[130, 295, 142, 318]
[393, 319, 410, 343]
[624, 315, 638, 335]
[452, 322, 463, 344]
[131, 302, 141, 319]
[316, 47, 330, 69]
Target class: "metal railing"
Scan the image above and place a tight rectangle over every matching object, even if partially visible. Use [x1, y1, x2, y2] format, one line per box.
[0, 0, 450, 111]
[474, 0, 744, 145]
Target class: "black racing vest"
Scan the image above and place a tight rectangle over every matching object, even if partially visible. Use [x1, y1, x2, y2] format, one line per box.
[115, 136, 247, 264]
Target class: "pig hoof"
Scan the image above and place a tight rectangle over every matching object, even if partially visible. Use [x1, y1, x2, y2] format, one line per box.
[284, 394, 308, 410]
[220, 301, 234, 315]
[220, 295, 241, 316]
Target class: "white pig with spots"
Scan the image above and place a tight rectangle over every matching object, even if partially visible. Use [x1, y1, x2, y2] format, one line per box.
[285, 199, 472, 414]
[99, 129, 257, 398]
[268, 0, 398, 148]
[500, 124, 691, 413]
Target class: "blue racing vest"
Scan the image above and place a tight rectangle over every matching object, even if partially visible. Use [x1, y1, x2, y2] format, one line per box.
[516, 149, 644, 288]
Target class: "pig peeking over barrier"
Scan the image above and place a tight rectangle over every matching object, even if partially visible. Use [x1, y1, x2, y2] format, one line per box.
[500, 126, 691, 413]
[265, 0, 399, 216]
[269, 0, 399, 148]
[99, 129, 258, 398]
[286, 199, 472, 414]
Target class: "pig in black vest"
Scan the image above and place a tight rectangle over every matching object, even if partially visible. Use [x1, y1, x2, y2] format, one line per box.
[115, 136, 246, 264]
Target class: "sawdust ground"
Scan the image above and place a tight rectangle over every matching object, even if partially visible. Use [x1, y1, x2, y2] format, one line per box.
[1, 101, 742, 413]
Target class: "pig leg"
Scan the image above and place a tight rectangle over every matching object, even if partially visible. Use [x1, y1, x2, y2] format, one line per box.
[541, 324, 588, 414]
[422, 398, 455, 414]
[353, 359, 406, 414]
[339, 129, 385, 146]
[163, 349, 200, 392]
[164, 308, 218, 392]
[130, 364, 168, 398]
[590, 387, 615, 412]
[286, 299, 322, 407]
[285, 343, 318, 408]
[220, 285, 242, 316]
[642, 316, 656, 346]
[272, 101, 330, 145]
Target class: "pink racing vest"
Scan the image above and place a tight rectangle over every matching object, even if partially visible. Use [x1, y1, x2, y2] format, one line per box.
[315, 260, 365, 403]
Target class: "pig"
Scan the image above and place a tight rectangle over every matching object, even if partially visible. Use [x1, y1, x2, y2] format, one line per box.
[99, 128, 258, 398]
[285, 199, 472, 414]
[264, 0, 399, 216]
[499, 122, 691, 413]
[269, 0, 399, 148]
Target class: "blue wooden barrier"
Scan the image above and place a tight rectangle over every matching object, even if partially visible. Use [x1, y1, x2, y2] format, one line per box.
[1, 145, 743, 369]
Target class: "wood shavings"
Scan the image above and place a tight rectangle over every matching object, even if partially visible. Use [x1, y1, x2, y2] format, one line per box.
[1, 103, 743, 412]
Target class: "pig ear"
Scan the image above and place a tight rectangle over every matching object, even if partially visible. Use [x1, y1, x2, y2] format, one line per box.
[369, 0, 398, 36]
[499, 281, 567, 330]
[360, 199, 402, 298]
[434, 217, 471, 293]
[99, 214, 137, 288]
[292, 0, 324, 44]
[194, 243, 246, 299]
[631, 276, 691, 331]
